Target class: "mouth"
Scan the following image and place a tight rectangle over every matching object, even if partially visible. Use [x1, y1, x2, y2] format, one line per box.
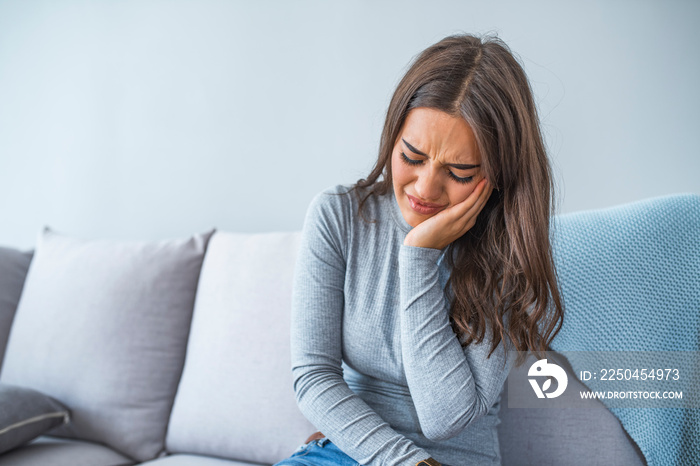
[406, 194, 446, 215]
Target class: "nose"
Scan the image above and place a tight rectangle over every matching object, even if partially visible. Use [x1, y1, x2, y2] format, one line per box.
[413, 166, 443, 202]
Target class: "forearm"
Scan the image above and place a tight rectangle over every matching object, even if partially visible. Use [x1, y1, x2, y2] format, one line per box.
[398, 244, 509, 441]
[292, 362, 431, 466]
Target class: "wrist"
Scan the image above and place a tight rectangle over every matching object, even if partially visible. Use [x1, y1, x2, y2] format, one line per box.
[403, 234, 449, 250]
[403, 231, 423, 248]
[403, 235, 445, 250]
[403, 226, 450, 250]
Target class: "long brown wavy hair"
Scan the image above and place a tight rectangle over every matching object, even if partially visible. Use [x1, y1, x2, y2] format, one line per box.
[351, 34, 564, 367]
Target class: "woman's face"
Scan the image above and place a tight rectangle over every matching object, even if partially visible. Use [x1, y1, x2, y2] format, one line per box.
[391, 107, 485, 228]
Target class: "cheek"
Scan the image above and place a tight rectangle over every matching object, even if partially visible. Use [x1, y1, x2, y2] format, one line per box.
[448, 183, 479, 205]
[391, 152, 412, 187]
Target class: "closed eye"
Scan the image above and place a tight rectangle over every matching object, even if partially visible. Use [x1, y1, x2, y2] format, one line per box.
[400, 152, 423, 165]
[447, 172, 474, 184]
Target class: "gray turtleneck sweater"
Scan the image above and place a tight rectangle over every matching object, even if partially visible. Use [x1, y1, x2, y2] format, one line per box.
[290, 184, 516, 466]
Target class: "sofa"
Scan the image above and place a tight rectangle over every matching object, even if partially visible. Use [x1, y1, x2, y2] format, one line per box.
[3, 194, 695, 465]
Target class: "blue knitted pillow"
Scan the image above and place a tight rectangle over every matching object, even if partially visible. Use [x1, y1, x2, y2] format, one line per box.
[550, 193, 700, 466]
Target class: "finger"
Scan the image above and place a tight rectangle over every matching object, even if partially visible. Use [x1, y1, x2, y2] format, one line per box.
[457, 178, 490, 219]
[450, 178, 488, 214]
[454, 179, 492, 232]
[476, 178, 493, 207]
[477, 179, 493, 209]
[434, 178, 489, 227]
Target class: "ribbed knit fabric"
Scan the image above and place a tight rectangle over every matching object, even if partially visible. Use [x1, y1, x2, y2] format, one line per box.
[290, 185, 517, 466]
[550, 193, 700, 466]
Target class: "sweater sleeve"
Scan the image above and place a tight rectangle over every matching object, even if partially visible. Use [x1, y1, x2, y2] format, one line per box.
[290, 189, 432, 466]
[398, 244, 516, 442]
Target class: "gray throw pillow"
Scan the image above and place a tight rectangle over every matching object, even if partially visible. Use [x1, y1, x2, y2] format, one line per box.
[0, 247, 33, 372]
[0, 383, 70, 455]
[166, 231, 315, 464]
[0, 227, 214, 462]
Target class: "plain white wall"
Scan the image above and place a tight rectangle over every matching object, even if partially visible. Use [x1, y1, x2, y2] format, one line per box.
[1, 0, 698, 249]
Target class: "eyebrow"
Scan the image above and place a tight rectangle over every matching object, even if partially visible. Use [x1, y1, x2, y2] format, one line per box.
[402, 138, 480, 170]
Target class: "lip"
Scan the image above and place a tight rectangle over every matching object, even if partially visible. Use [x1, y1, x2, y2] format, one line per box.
[406, 194, 446, 215]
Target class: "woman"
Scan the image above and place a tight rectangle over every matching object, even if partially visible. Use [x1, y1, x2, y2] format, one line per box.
[275, 33, 564, 466]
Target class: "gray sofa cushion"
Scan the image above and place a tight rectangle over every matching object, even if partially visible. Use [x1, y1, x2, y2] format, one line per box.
[0, 384, 69, 455]
[0, 247, 33, 371]
[0, 228, 213, 462]
[166, 231, 314, 465]
[0, 437, 134, 466]
[142, 455, 261, 465]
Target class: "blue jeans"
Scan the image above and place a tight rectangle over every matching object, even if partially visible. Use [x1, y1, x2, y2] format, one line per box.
[273, 437, 362, 466]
